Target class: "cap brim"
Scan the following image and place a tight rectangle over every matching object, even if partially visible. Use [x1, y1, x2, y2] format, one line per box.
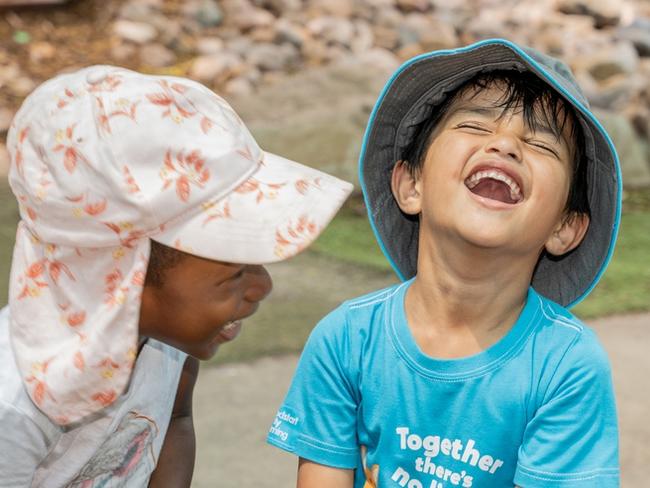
[153, 152, 353, 263]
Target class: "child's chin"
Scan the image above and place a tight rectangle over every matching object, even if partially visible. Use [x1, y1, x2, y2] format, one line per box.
[185, 342, 222, 361]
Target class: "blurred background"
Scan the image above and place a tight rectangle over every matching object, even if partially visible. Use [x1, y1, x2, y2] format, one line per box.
[0, 0, 648, 486]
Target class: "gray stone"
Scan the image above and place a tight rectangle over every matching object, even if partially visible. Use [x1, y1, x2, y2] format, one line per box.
[140, 43, 176, 68]
[350, 21, 374, 55]
[617, 18, 650, 57]
[556, 0, 622, 28]
[595, 110, 650, 189]
[150, 16, 183, 49]
[579, 41, 639, 81]
[194, 0, 223, 27]
[586, 73, 645, 110]
[224, 77, 255, 96]
[274, 18, 309, 48]
[396, 0, 432, 13]
[307, 17, 355, 48]
[231, 7, 275, 31]
[196, 37, 225, 55]
[113, 20, 158, 45]
[189, 52, 244, 84]
[399, 13, 458, 50]
[110, 42, 138, 63]
[253, 0, 301, 14]
[307, 0, 354, 17]
[246, 42, 300, 71]
[226, 37, 254, 57]
[119, 1, 161, 23]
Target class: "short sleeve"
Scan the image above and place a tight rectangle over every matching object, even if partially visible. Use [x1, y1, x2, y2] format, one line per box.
[514, 330, 619, 487]
[0, 401, 50, 487]
[267, 305, 360, 468]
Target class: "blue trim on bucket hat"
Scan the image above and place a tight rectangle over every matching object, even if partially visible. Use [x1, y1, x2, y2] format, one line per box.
[358, 38, 622, 308]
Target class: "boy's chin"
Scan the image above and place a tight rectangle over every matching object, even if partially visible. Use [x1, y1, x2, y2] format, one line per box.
[181, 342, 222, 361]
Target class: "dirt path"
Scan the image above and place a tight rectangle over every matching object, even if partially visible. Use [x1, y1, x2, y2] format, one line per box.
[192, 312, 649, 487]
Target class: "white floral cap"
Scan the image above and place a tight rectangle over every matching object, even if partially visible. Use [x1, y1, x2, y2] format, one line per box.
[6, 66, 353, 425]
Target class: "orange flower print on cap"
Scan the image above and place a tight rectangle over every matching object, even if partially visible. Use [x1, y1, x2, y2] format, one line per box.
[160, 149, 210, 202]
[25, 358, 55, 407]
[13, 126, 29, 178]
[56, 88, 76, 110]
[235, 177, 286, 203]
[67, 192, 108, 217]
[103, 221, 146, 248]
[59, 302, 87, 328]
[52, 124, 91, 173]
[95, 96, 140, 134]
[17, 250, 75, 300]
[274, 215, 319, 259]
[201, 200, 231, 226]
[295, 177, 322, 195]
[123, 166, 141, 194]
[104, 268, 128, 307]
[87, 73, 123, 93]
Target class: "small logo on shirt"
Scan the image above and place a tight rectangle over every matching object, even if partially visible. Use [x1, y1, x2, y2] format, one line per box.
[269, 408, 300, 443]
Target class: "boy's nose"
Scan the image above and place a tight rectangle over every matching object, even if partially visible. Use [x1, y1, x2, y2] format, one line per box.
[484, 130, 522, 163]
[244, 265, 273, 303]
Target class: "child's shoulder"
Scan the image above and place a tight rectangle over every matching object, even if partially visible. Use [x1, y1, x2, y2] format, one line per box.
[309, 282, 405, 339]
[530, 290, 611, 371]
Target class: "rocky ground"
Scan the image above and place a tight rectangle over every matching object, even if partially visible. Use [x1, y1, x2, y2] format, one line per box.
[2, 0, 650, 187]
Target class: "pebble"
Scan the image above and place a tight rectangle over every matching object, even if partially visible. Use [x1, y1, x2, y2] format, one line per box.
[190, 52, 244, 84]
[246, 42, 300, 71]
[140, 43, 176, 67]
[113, 20, 158, 44]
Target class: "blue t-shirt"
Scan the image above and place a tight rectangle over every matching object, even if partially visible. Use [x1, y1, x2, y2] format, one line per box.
[267, 281, 619, 487]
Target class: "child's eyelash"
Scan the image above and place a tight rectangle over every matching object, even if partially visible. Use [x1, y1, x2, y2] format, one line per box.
[456, 123, 489, 131]
[527, 141, 559, 157]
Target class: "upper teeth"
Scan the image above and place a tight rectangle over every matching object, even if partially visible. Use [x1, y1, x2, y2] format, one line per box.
[223, 321, 240, 331]
[466, 169, 522, 201]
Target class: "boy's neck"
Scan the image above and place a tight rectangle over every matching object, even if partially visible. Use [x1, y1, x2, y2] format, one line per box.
[405, 237, 536, 359]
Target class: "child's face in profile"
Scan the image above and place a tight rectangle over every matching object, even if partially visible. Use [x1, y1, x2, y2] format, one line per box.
[398, 82, 583, 259]
[138, 252, 273, 360]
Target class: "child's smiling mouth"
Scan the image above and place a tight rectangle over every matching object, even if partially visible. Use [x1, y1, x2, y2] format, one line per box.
[215, 320, 243, 343]
[464, 167, 523, 205]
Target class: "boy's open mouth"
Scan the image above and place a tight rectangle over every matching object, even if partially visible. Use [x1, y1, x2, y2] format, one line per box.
[464, 168, 523, 205]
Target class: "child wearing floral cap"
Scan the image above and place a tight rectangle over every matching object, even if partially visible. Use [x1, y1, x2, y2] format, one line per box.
[0, 65, 352, 486]
[268, 39, 621, 487]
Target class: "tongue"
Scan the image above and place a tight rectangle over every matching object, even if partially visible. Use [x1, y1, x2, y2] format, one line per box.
[469, 178, 516, 204]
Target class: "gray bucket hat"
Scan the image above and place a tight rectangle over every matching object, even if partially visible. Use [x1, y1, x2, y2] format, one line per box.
[359, 38, 622, 308]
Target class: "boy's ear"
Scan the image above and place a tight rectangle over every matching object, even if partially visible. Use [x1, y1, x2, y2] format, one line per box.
[391, 160, 422, 215]
[544, 212, 590, 256]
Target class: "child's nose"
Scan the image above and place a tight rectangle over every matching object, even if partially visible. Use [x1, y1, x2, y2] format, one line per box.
[484, 130, 522, 162]
[243, 265, 273, 303]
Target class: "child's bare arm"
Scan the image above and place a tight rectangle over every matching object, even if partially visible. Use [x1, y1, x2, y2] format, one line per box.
[297, 458, 354, 488]
[148, 356, 199, 488]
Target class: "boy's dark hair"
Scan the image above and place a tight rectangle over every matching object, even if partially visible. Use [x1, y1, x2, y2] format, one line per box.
[402, 69, 590, 216]
[145, 240, 186, 287]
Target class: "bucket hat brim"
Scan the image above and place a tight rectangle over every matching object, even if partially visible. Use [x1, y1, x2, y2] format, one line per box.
[359, 38, 622, 308]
